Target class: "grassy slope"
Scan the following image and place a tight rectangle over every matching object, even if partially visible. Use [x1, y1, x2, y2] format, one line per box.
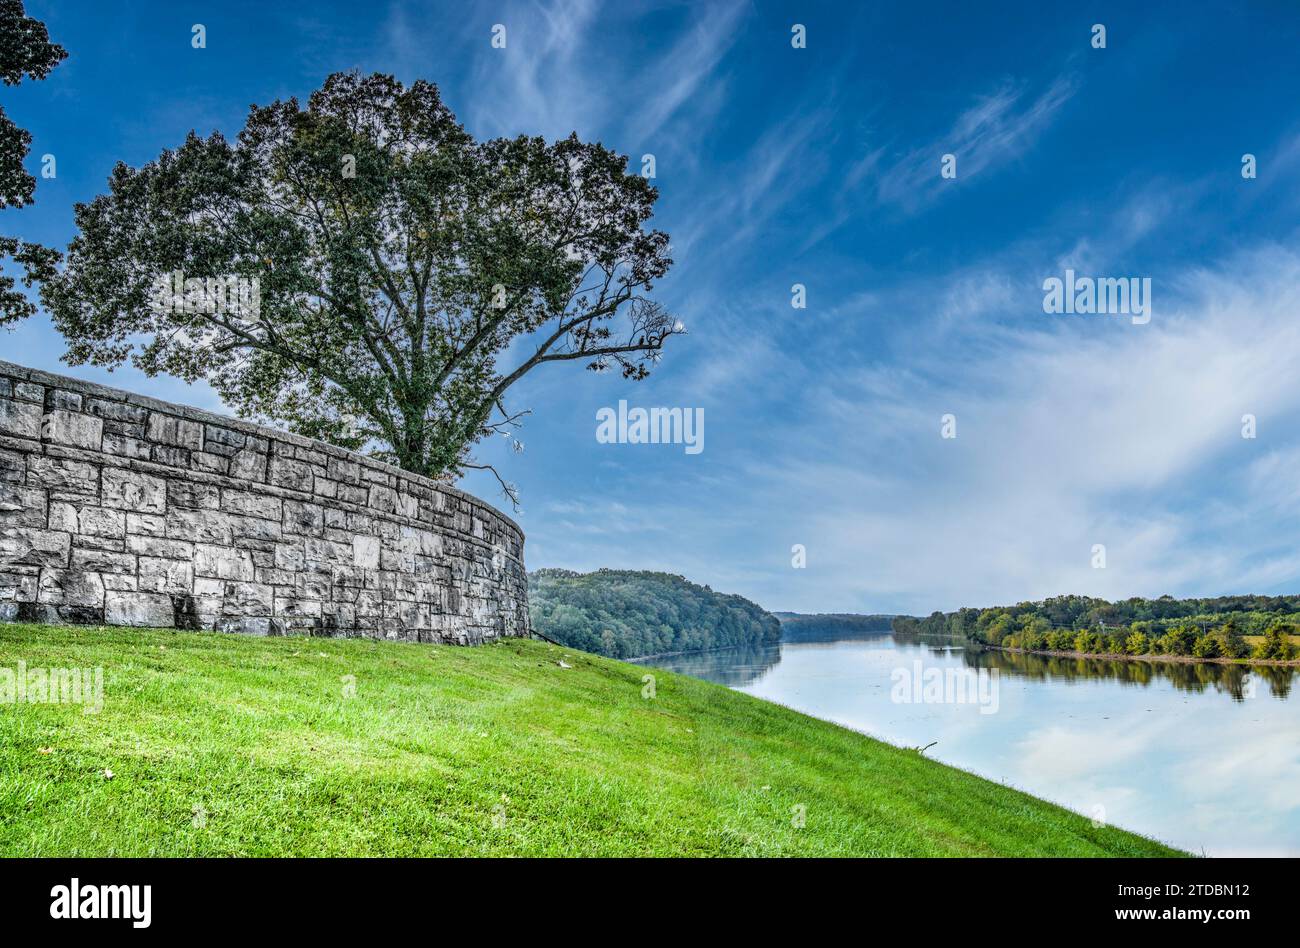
[0, 624, 1183, 857]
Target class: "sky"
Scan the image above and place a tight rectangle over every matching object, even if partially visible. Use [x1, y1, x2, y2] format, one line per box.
[6, 1, 1300, 615]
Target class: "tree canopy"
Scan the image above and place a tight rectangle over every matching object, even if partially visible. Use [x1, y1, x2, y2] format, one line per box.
[0, 0, 65, 325]
[893, 593, 1300, 662]
[41, 71, 681, 494]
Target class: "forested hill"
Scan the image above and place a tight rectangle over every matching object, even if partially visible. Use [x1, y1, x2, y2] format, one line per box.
[777, 613, 898, 642]
[528, 569, 781, 659]
[892, 593, 1300, 661]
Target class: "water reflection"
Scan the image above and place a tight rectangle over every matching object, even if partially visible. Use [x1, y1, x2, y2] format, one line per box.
[631, 642, 781, 688]
[894, 632, 1297, 701]
[641, 631, 1300, 855]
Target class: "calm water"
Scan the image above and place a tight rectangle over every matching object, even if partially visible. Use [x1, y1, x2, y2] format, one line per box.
[639, 633, 1300, 856]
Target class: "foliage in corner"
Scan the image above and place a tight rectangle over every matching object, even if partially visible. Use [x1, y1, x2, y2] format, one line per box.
[0, 0, 67, 326]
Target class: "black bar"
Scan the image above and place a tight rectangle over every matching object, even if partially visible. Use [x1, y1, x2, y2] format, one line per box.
[0, 857, 1283, 934]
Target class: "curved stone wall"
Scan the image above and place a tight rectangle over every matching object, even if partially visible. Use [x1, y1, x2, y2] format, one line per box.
[0, 359, 529, 644]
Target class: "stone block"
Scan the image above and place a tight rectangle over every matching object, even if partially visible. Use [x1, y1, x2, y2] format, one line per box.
[0, 448, 23, 483]
[221, 489, 281, 521]
[86, 398, 147, 424]
[221, 581, 273, 613]
[338, 484, 368, 506]
[274, 594, 321, 618]
[151, 445, 190, 467]
[327, 456, 360, 484]
[0, 527, 71, 567]
[273, 544, 304, 571]
[194, 543, 254, 581]
[0, 399, 42, 439]
[13, 382, 43, 402]
[37, 568, 105, 608]
[283, 500, 325, 536]
[41, 409, 103, 449]
[54, 505, 125, 539]
[0, 484, 46, 528]
[47, 390, 82, 412]
[127, 535, 192, 559]
[70, 547, 135, 575]
[229, 449, 268, 481]
[168, 481, 221, 511]
[26, 456, 98, 499]
[368, 485, 398, 514]
[146, 412, 203, 450]
[268, 455, 314, 492]
[101, 433, 152, 460]
[204, 425, 246, 449]
[126, 512, 167, 537]
[101, 573, 138, 592]
[138, 557, 192, 593]
[101, 468, 167, 513]
[352, 534, 381, 569]
[167, 508, 232, 544]
[105, 591, 175, 627]
[192, 452, 229, 475]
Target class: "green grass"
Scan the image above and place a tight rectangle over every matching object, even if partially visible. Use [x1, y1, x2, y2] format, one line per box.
[0, 623, 1183, 856]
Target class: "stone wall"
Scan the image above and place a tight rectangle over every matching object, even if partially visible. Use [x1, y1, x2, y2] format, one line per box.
[0, 359, 529, 644]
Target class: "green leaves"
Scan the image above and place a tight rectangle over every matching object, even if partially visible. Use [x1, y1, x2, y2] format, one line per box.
[43, 71, 679, 485]
[0, 1, 66, 324]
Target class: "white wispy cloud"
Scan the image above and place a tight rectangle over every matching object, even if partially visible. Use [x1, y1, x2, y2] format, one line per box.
[876, 73, 1077, 212]
[730, 241, 1300, 613]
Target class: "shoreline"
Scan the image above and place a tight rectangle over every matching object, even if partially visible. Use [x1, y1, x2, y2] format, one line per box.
[977, 642, 1300, 668]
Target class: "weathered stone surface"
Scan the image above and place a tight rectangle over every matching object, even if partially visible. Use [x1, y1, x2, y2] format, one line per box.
[101, 433, 152, 460]
[146, 413, 203, 450]
[1, 527, 71, 567]
[37, 568, 105, 607]
[127, 535, 193, 560]
[168, 481, 221, 510]
[49, 504, 124, 539]
[26, 456, 98, 498]
[102, 468, 167, 513]
[70, 547, 135, 574]
[204, 424, 245, 448]
[0, 359, 528, 645]
[352, 534, 381, 569]
[126, 512, 167, 537]
[0, 400, 41, 438]
[229, 449, 267, 481]
[167, 508, 231, 544]
[268, 454, 314, 491]
[0, 448, 23, 483]
[138, 556, 192, 593]
[86, 397, 147, 424]
[194, 543, 254, 581]
[47, 390, 82, 412]
[105, 591, 175, 626]
[283, 499, 325, 536]
[41, 409, 103, 449]
[0, 485, 46, 528]
[13, 382, 42, 403]
[221, 489, 281, 521]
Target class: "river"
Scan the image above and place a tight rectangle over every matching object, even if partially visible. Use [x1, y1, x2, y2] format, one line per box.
[638, 631, 1300, 856]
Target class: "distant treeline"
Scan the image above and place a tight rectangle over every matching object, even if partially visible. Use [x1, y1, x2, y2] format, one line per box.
[528, 569, 781, 660]
[891, 594, 1299, 661]
[776, 612, 897, 642]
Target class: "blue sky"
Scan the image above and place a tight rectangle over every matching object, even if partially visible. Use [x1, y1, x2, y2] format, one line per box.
[6, 1, 1300, 614]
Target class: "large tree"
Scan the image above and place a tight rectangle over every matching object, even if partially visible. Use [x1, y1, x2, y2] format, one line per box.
[0, 0, 66, 324]
[43, 71, 680, 495]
